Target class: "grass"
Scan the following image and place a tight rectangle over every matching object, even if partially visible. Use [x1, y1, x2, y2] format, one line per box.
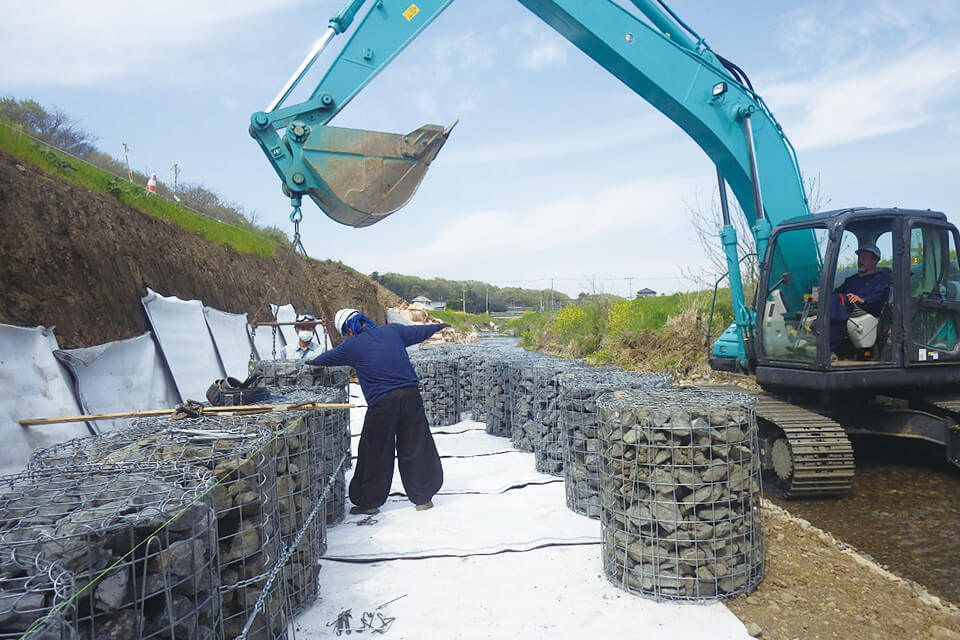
[504, 290, 737, 378]
[0, 120, 285, 257]
[430, 309, 498, 333]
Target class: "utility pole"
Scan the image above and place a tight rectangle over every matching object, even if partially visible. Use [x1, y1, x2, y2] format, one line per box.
[550, 278, 555, 310]
[627, 277, 633, 300]
[462, 283, 466, 313]
[485, 286, 489, 314]
[122, 143, 132, 181]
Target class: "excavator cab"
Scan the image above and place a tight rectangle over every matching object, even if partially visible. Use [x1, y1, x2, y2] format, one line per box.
[754, 208, 960, 393]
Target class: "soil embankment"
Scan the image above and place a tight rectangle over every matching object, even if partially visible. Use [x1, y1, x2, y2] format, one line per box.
[0, 151, 402, 347]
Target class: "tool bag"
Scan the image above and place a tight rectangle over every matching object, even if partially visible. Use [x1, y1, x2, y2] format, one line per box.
[206, 374, 268, 406]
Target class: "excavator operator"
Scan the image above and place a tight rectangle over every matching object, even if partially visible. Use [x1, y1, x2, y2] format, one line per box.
[830, 243, 891, 353]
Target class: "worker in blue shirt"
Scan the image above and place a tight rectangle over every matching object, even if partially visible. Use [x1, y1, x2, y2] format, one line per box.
[309, 308, 450, 514]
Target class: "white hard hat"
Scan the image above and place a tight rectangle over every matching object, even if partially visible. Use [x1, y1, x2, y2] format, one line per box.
[334, 308, 359, 335]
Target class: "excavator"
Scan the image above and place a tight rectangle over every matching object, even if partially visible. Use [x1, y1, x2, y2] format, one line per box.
[249, 0, 960, 497]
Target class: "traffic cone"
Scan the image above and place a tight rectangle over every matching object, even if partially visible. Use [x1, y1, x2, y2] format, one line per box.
[146, 173, 158, 194]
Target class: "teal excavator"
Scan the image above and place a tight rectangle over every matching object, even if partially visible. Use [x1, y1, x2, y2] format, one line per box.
[250, 0, 960, 497]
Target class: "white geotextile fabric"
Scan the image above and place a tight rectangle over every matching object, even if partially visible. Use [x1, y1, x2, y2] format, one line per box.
[428, 430, 517, 457]
[301, 547, 751, 639]
[54, 332, 179, 433]
[326, 482, 595, 560]
[203, 307, 253, 379]
[271, 303, 298, 345]
[251, 323, 284, 361]
[0, 324, 89, 476]
[141, 288, 224, 402]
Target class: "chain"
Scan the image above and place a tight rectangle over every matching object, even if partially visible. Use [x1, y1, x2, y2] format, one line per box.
[290, 204, 307, 256]
[236, 452, 350, 640]
[248, 323, 258, 375]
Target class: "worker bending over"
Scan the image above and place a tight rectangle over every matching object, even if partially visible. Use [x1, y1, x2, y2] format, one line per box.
[309, 308, 449, 514]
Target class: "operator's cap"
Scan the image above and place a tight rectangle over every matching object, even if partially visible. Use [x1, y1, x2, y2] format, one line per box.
[334, 308, 360, 336]
[856, 243, 881, 260]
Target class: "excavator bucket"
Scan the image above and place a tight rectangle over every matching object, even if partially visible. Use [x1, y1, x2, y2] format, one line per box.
[298, 122, 455, 228]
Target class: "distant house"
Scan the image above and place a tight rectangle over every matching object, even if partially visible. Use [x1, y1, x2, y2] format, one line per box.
[636, 288, 657, 298]
[411, 295, 446, 311]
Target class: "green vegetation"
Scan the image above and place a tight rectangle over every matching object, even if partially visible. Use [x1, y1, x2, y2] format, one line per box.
[0, 109, 287, 257]
[370, 272, 571, 313]
[429, 309, 498, 333]
[505, 289, 735, 378]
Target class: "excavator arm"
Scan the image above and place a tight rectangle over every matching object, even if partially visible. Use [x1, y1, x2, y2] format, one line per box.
[249, 0, 817, 366]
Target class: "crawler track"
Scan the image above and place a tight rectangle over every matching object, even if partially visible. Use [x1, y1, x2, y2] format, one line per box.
[756, 395, 856, 498]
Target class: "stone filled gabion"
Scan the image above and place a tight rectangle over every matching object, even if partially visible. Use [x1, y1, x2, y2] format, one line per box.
[253, 359, 351, 393]
[507, 358, 554, 452]
[0, 548, 76, 640]
[521, 360, 585, 474]
[29, 420, 288, 639]
[0, 465, 221, 640]
[272, 387, 351, 529]
[479, 353, 536, 437]
[559, 370, 673, 518]
[597, 388, 763, 601]
[408, 351, 459, 427]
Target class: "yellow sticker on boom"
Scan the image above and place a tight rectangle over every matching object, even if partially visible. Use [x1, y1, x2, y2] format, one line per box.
[403, 4, 420, 21]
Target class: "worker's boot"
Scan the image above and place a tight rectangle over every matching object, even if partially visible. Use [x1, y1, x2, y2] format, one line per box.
[415, 501, 433, 512]
[349, 505, 379, 515]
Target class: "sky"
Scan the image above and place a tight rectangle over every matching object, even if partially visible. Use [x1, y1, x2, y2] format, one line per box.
[3, 0, 960, 299]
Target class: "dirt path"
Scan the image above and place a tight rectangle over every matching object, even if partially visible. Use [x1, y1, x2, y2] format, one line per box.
[727, 500, 960, 640]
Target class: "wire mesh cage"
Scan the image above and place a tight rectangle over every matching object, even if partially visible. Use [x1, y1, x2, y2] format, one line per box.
[559, 369, 673, 518]
[408, 350, 459, 428]
[252, 360, 350, 394]
[270, 386, 350, 528]
[597, 388, 763, 601]
[29, 419, 288, 639]
[0, 464, 221, 640]
[0, 548, 76, 640]
[526, 360, 586, 475]
[508, 358, 553, 452]
[479, 353, 536, 437]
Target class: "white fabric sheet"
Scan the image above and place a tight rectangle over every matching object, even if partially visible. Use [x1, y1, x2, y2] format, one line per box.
[300, 547, 751, 639]
[271, 303, 298, 346]
[54, 332, 179, 433]
[203, 307, 254, 379]
[141, 288, 224, 402]
[251, 323, 284, 361]
[325, 482, 596, 560]
[0, 324, 89, 476]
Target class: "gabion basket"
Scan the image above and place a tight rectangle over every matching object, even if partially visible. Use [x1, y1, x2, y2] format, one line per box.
[30, 419, 287, 640]
[559, 369, 673, 518]
[480, 353, 540, 437]
[409, 351, 459, 427]
[0, 464, 221, 640]
[525, 360, 585, 474]
[272, 386, 351, 529]
[597, 388, 763, 601]
[0, 548, 76, 640]
[253, 360, 351, 394]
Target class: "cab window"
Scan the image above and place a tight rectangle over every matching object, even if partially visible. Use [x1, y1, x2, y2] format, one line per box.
[910, 225, 960, 355]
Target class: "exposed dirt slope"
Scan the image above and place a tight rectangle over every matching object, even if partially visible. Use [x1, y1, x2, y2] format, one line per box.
[0, 151, 403, 348]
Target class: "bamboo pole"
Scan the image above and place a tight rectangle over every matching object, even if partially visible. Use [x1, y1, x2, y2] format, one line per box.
[19, 402, 355, 427]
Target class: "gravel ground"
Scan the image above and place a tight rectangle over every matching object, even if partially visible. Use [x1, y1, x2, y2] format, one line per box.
[726, 500, 960, 640]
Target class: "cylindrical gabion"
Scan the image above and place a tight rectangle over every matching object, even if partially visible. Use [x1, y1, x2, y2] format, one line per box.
[0, 548, 76, 640]
[30, 419, 287, 639]
[0, 465, 221, 640]
[480, 354, 532, 437]
[526, 360, 585, 474]
[408, 351, 459, 427]
[560, 370, 673, 518]
[508, 359, 550, 452]
[597, 388, 763, 601]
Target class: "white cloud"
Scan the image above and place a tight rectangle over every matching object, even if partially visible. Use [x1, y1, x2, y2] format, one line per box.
[520, 41, 568, 70]
[0, 0, 307, 87]
[765, 44, 960, 150]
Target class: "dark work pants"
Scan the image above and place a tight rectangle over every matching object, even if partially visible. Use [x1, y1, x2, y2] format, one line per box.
[349, 386, 443, 508]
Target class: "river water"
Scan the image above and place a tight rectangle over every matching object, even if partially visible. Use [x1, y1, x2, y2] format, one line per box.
[768, 435, 960, 605]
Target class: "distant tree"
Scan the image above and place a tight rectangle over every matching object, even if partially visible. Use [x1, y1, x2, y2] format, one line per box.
[0, 96, 97, 157]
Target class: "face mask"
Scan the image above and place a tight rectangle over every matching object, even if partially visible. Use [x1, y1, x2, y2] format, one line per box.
[297, 330, 314, 343]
